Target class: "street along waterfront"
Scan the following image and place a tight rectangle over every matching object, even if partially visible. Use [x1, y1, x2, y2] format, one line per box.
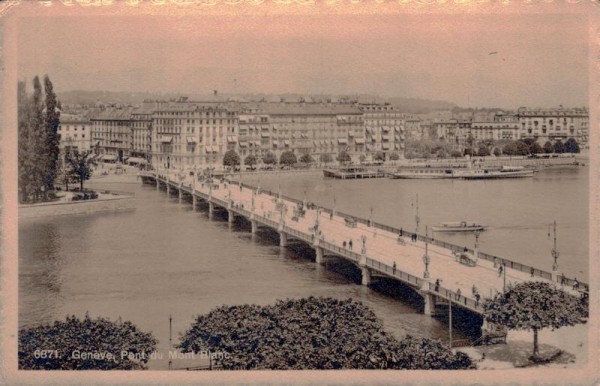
[18, 165, 588, 369]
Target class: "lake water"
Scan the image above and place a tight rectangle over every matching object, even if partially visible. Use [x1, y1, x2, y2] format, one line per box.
[18, 165, 588, 370]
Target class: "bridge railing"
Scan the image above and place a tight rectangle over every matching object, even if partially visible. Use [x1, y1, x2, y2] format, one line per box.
[428, 282, 480, 312]
[320, 240, 361, 263]
[365, 257, 423, 288]
[283, 225, 312, 243]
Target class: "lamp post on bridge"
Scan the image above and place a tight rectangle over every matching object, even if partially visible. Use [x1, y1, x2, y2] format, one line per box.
[369, 206, 374, 227]
[473, 229, 481, 263]
[422, 225, 430, 279]
[414, 193, 420, 237]
[551, 220, 559, 272]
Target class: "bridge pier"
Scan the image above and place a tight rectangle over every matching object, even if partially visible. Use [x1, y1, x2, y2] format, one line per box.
[361, 267, 372, 286]
[208, 201, 214, 217]
[156, 179, 160, 190]
[178, 187, 183, 203]
[315, 246, 324, 264]
[279, 231, 288, 247]
[166, 183, 170, 195]
[192, 195, 197, 209]
[251, 220, 258, 234]
[422, 292, 435, 316]
[228, 209, 235, 223]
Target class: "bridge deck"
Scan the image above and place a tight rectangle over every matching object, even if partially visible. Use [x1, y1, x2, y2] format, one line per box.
[146, 171, 583, 315]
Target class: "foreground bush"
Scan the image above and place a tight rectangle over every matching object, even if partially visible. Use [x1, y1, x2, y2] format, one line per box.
[179, 297, 474, 370]
[19, 315, 158, 370]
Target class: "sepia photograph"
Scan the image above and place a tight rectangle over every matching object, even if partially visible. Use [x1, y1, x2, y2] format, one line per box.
[0, 0, 597, 384]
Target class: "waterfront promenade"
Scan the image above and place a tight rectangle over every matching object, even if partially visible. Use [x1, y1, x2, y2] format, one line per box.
[141, 169, 585, 320]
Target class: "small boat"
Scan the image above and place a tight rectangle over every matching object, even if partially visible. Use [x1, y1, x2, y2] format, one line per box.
[432, 221, 487, 232]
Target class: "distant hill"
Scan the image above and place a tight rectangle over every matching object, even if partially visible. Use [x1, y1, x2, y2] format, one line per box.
[58, 90, 457, 113]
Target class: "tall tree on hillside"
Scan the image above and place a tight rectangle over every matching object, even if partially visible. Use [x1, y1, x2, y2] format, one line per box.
[43, 75, 61, 194]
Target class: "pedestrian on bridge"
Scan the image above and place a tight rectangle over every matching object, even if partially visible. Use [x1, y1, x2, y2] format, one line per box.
[472, 285, 478, 296]
[530, 267, 535, 277]
[399, 228, 403, 237]
[498, 264, 503, 277]
[434, 279, 440, 292]
[343, 241, 347, 248]
[573, 278, 580, 291]
[560, 273, 566, 286]
[475, 293, 481, 307]
[456, 288, 462, 300]
[392, 261, 397, 275]
[349, 239, 353, 250]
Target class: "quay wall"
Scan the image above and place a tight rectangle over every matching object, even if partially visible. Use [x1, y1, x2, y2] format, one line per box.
[19, 196, 135, 219]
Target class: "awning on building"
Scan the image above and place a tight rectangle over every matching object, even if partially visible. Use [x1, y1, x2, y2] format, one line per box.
[382, 126, 390, 132]
[101, 154, 117, 161]
[355, 138, 365, 144]
[313, 140, 318, 146]
[262, 125, 270, 130]
[382, 143, 390, 150]
[382, 135, 391, 141]
[127, 157, 147, 165]
[261, 132, 270, 138]
[160, 136, 173, 143]
[239, 142, 248, 147]
[365, 144, 373, 151]
[284, 140, 291, 146]
[338, 138, 348, 144]
[186, 136, 196, 144]
[227, 136, 238, 143]
[272, 140, 278, 147]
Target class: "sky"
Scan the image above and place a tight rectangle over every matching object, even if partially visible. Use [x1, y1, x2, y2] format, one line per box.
[15, 7, 590, 109]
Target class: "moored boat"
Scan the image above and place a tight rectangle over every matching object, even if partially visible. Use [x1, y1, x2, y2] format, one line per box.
[432, 221, 487, 232]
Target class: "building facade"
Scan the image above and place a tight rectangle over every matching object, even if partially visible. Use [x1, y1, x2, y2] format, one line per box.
[151, 100, 238, 170]
[57, 113, 92, 161]
[516, 106, 589, 145]
[90, 106, 135, 162]
[358, 103, 404, 159]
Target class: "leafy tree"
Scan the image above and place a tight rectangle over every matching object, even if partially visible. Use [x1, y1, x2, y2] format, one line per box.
[543, 141, 554, 154]
[19, 314, 158, 370]
[477, 146, 490, 157]
[493, 147, 501, 157]
[515, 140, 530, 156]
[522, 137, 536, 148]
[17, 76, 61, 203]
[178, 297, 474, 370]
[223, 149, 240, 168]
[530, 142, 543, 154]
[437, 148, 449, 158]
[244, 154, 257, 169]
[553, 140, 565, 154]
[502, 142, 517, 156]
[451, 150, 463, 158]
[262, 151, 277, 165]
[389, 152, 400, 161]
[58, 160, 74, 191]
[359, 154, 366, 163]
[483, 282, 587, 359]
[320, 153, 333, 164]
[463, 148, 474, 157]
[337, 150, 351, 164]
[564, 138, 580, 153]
[279, 151, 297, 166]
[373, 152, 385, 162]
[43, 75, 61, 193]
[66, 150, 95, 191]
[299, 153, 314, 164]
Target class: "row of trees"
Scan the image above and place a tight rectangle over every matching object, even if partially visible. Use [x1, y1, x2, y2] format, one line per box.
[462, 137, 581, 158]
[18, 76, 61, 203]
[19, 283, 587, 369]
[223, 150, 399, 169]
